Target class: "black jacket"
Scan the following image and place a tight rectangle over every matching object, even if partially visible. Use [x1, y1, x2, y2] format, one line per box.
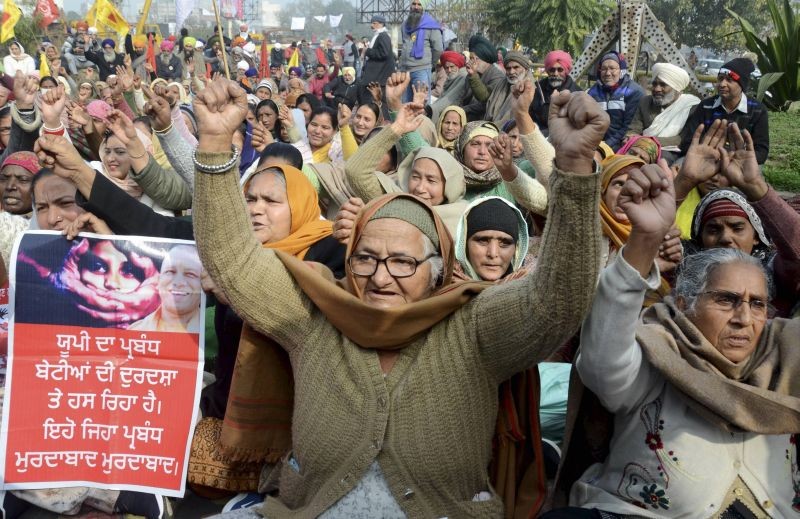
[84, 49, 126, 81]
[529, 76, 581, 132]
[361, 32, 395, 85]
[679, 95, 770, 164]
[323, 76, 359, 108]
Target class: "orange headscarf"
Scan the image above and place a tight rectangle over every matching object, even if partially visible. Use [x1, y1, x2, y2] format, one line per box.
[600, 154, 671, 306]
[241, 163, 333, 259]
[599, 154, 645, 249]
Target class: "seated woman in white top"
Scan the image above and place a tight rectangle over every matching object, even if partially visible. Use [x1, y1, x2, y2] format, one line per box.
[546, 155, 800, 518]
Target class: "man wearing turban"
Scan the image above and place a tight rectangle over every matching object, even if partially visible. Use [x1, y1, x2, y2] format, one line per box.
[399, 0, 443, 102]
[157, 40, 183, 81]
[430, 50, 471, 123]
[85, 37, 125, 81]
[462, 34, 506, 121]
[625, 62, 700, 162]
[530, 50, 581, 135]
[181, 35, 206, 81]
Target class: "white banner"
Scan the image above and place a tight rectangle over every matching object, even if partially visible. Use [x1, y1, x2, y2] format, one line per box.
[291, 17, 306, 30]
[329, 14, 342, 28]
[175, 0, 196, 30]
[313, 15, 327, 23]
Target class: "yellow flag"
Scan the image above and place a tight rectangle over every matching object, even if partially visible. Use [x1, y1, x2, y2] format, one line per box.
[1, 0, 22, 44]
[287, 48, 300, 68]
[39, 52, 51, 77]
[91, 0, 129, 37]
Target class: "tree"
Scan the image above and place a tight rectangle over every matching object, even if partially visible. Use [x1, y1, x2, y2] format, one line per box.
[649, 0, 771, 53]
[483, 0, 612, 56]
[729, 0, 800, 109]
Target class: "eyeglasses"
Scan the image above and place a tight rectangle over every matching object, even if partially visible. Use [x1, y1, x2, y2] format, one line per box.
[348, 253, 437, 278]
[700, 290, 770, 318]
[547, 67, 564, 73]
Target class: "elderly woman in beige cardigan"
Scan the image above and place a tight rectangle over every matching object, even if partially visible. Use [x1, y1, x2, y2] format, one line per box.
[187, 78, 608, 518]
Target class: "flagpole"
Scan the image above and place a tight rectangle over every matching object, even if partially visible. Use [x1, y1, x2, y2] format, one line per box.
[211, 0, 230, 79]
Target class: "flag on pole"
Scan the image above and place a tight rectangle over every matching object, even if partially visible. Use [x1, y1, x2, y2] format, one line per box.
[175, 0, 196, 31]
[35, 0, 60, 28]
[146, 33, 157, 76]
[290, 17, 305, 31]
[39, 52, 51, 77]
[313, 15, 326, 23]
[0, 0, 22, 44]
[329, 14, 342, 28]
[89, 0, 130, 37]
[287, 47, 300, 68]
[259, 41, 269, 78]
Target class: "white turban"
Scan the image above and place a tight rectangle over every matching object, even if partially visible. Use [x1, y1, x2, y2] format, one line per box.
[652, 62, 690, 92]
[237, 60, 249, 71]
[243, 42, 256, 54]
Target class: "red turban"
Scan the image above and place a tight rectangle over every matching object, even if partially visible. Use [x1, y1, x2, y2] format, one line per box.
[544, 50, 573, 75]
[440, 50, 466, 69]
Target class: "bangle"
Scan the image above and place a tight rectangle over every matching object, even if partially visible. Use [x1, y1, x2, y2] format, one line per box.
[42, 123, 65, 135]
[154, 122, 173, 135]
[128, 149, 147, 159]
[193, 146, 240, 174]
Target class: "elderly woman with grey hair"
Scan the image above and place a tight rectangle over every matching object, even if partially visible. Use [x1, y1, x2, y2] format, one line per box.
[546, 157, 800, 518]
[188, 76, 608, 518]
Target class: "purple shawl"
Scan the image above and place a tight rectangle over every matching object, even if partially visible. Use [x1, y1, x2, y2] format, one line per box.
[405, 13, 441, 60]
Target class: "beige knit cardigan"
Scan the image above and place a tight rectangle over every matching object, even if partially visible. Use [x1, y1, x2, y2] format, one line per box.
[192, 150, 602, 518]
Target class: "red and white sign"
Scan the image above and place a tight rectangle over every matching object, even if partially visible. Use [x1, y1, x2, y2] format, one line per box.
[0, 232, 205, 497]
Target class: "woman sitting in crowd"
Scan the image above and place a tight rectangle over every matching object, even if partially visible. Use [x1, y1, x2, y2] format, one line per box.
[547, 155, 800, 518]
[350, 102, 381, 145]
[193, 78, 606, 518]
[436, 105, 465, 156]
[683, 125, 800, 315]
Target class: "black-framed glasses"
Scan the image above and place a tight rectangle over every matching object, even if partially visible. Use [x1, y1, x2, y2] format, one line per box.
[348, 253, 437, 278]
[700, 290, 770, 318]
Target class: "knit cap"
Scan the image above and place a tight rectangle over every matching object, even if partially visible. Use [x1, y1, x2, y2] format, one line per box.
[503, 51, 530, 70]
[720, 57, 755, 91]
[466, 198, 519, 242]
[598, 51, 627, 72]
[468, 35, 496, 64]
[370, 198, 439, 249]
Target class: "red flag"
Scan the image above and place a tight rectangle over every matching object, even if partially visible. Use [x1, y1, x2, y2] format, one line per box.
[259, 41, 269, 78]
[146, 34, 157, 77]
[315, 47, 328, 66]
[35, 0, 59, 28]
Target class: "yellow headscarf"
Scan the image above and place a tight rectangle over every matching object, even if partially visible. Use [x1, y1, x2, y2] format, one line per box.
[436, 105, 466, 153]
[599, 154, 645, 249]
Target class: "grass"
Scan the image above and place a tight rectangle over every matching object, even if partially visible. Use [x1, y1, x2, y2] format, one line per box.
[764, 111, 800, 193]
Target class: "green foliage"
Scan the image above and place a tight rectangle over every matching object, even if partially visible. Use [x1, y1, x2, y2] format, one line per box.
[649, 0, 771, 52]
[7, 16, 40, 57]
[483, 0, 612, 55]
[728, 0, 800, 110]
[764, 112, 800, 192]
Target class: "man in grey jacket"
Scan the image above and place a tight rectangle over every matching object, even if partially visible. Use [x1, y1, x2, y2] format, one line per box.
[399, 0, 443, 102]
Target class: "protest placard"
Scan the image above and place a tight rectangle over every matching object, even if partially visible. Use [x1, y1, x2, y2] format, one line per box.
[0, 232, 205, 497]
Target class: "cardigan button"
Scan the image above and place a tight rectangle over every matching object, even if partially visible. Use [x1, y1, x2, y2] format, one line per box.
[763, 500, 772, 509]
[403, 488, 414, 499]
[378, 396, 387, 409]
[733, 487, 743, 497]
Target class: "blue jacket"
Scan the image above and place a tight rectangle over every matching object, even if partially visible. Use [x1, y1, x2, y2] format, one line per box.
[587, 74, 644, 150]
